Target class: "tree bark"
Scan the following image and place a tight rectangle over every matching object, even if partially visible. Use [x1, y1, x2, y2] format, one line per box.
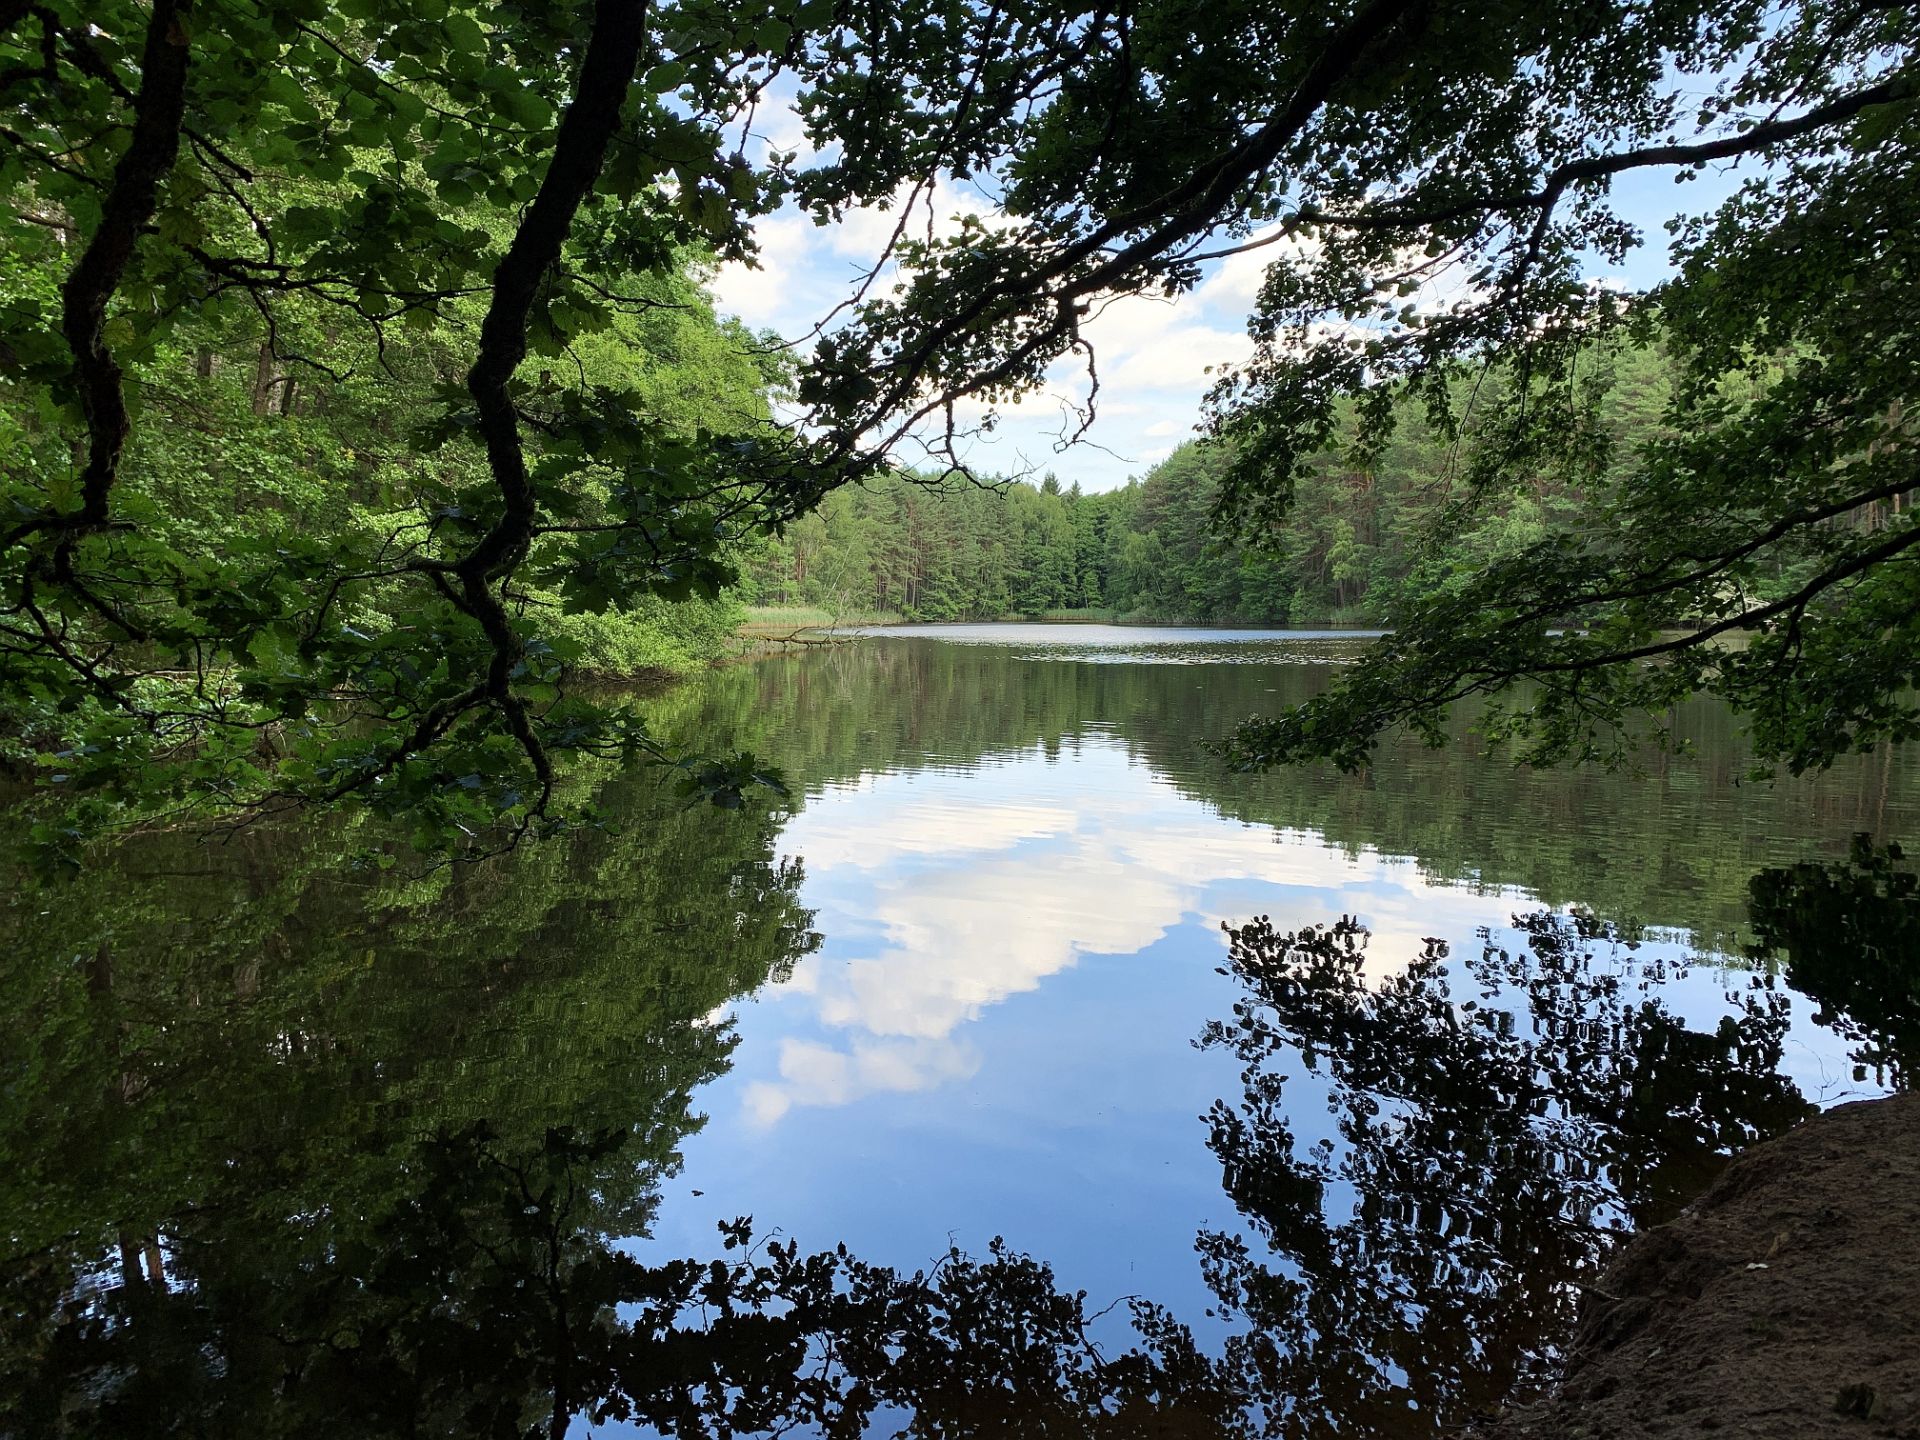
[56, 0, 193, 533]
[250, 342, 278, 416]
[442, 0, 651, 796]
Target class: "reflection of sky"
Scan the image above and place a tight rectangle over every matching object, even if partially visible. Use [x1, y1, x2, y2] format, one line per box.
[837, 622, 1380, 665]
[742, 742, 1541, 1125]
[645, 731, 1885, 1338]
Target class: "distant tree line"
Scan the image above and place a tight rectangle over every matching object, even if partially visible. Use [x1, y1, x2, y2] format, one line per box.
[745, 444, 1283, 624]
[747, 345, 1702, 626]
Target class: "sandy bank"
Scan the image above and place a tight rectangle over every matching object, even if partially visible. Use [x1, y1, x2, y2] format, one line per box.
[1477, 1092, 1920, 1439]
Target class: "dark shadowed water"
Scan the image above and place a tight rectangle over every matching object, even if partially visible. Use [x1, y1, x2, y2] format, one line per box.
[4, 628, 1916, 1437]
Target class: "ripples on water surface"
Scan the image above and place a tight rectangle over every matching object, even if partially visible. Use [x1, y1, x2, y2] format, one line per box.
[839, 620, 1385, 664]
[3, 626, 1915, 1437]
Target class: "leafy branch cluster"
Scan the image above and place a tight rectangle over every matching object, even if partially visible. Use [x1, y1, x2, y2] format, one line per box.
[4, 0, 1916, 855]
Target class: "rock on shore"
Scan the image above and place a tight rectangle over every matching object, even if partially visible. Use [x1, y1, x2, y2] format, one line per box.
[1477, 1092, 1920, 1439]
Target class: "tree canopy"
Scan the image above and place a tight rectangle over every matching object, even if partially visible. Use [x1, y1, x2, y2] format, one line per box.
[3, 0, 1915, 852]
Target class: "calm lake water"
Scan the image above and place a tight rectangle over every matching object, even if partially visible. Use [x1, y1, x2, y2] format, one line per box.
[5, 626, 1917, 1436]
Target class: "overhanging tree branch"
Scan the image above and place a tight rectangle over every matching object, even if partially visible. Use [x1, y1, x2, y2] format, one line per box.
[815, 0, 1428, 447]
[1181, 68, 1916, 262]
[393, 0, 652, 809]
[2, 0, 192, 580]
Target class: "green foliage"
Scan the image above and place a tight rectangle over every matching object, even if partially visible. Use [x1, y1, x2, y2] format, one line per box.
[5, 0, 1917, 852]
[746, 348, 1710, 630]
[1220, 81, 1920, 775]
[0, 0, 824, 859]
[746, 448, 1297, 625]
[532, 590, 746, 678]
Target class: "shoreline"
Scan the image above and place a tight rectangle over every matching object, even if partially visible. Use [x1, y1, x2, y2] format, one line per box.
[1471, 1092, 1920, 1438]
[735, 609, 1387, 634]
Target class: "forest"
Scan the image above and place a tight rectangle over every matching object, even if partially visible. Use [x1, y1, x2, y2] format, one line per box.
[0, 210, 770, 678]
[746, 347, 1685, 626]
[3, 0, 1913, 856]
[4, 3, 1919, 1438]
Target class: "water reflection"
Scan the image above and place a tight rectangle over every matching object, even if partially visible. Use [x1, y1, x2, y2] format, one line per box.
[1748, 837, 1920, 1088]
[2, 1119, 1239, 1439]
[6, 897, 1905, 1438]
[688, 638, 1918, 946]
[731, 744, 1543, 1130]
[3, 632, 1917, 1437]
[836, 623, 1383, 667]
[0, 763, 819, 1434]
[1197, 911, 1814, 1436]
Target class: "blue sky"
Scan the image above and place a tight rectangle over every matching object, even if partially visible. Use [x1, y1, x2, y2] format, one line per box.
[707, 96, 1751, 491]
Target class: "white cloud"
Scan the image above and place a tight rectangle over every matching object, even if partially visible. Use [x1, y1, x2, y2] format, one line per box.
[742, 1036, 981, 1125]
[740, 748, 1544, 1127]
[787, 768, 1075, 862]
[1191, 227, 1319, 311]
[1103, 325, 1252, 393]
[706, 213, 822, 329]
[700, 153, 1682, 489]
[703, 167, 1265, 489]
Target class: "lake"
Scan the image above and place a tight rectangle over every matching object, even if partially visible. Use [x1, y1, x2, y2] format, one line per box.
[4, 626, 1916, 1436]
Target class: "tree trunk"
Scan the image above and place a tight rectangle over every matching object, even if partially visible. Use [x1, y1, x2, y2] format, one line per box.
[250, 342, 278, 416]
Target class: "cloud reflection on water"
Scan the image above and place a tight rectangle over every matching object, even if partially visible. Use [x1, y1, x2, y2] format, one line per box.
[737, 738, 1536, 1126]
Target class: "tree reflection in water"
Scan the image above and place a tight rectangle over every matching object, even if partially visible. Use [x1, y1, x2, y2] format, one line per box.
[4, 878, 1912, 1436]
[1195, 910, 1814, 1438]
[1748, 836, 1920, 1089]
[1, 1121, 1235, 1438]
[0, 763, 1233, 1438]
